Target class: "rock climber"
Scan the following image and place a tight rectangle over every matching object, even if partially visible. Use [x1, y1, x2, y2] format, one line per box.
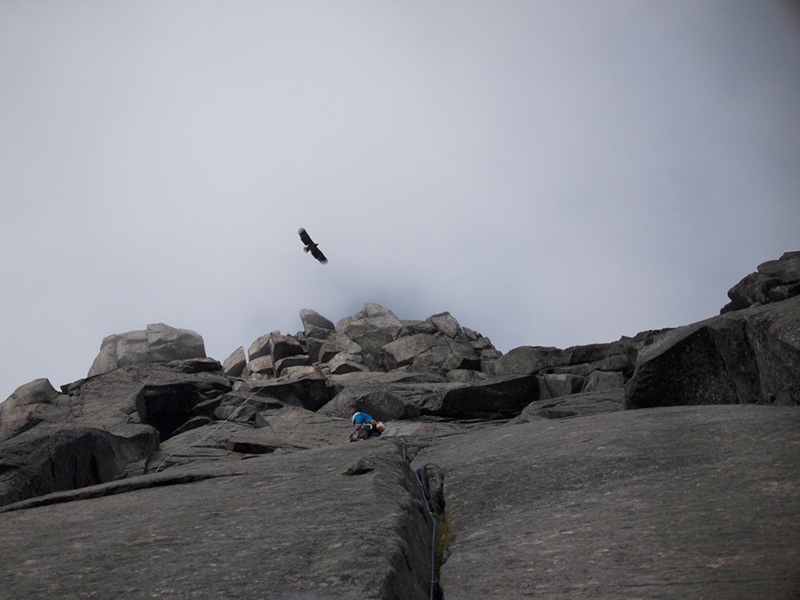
[349, 411, 385, 442]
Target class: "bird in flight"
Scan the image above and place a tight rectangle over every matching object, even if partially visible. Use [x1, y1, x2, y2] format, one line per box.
[298, 228, 328, 264]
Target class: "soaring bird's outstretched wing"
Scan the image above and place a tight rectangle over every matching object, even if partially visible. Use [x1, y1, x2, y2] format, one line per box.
[298, 228, 328, 264]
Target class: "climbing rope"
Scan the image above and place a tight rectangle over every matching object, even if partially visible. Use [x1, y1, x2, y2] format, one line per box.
[401, 437, 438, 600]
[153, 379, 263, 473]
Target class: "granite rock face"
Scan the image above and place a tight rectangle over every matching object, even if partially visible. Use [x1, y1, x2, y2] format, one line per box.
[626, 252, 800, 409]
[1, 254, 799, 598]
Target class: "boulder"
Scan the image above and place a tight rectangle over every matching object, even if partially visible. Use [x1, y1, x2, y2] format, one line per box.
[382, 333, 441, 367]
[299, 308, 335, 335]
[427, 311, 467, 340]
[247, 331, 275, 361]
[270, 332, 305, 362]
[326, 353, 368, 375]
[722, 250, 800, 313]
[222, 346, 246, 378]
[65, 360, 229, 440]
[87, 323, 206, 378]
[244, 355, 274, 378]
[491, 345, 564, 376]
[421, 374, 539, 419]
[382, 332, 482, 375]
[318, 383, 421, 421]
[626, 295, 800, 408]
[274, 354, 311, 377]
[316, 332, 362, 364]
[0, 378, 69, 442]
[336, 303, 406, 368]
[247, 331, 305, 364]
[244, 368, 330, 411]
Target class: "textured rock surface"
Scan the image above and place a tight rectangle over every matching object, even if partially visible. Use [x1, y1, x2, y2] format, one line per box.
[626, 295, 800, 408]
[413, 405, 800, 599]
[721, 250, 800, 313]
[0, 442, 434, 599]
[87, 323, 206, 378]
[1, 257, 799, 598]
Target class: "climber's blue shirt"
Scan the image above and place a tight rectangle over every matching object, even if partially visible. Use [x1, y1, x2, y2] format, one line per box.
[353, 412, 374, 425]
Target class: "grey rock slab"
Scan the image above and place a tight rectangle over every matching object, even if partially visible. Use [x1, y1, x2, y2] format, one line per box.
[0, 442, 433, 599]
[626, 295, 800, 408]
[412, 405, 800, 599]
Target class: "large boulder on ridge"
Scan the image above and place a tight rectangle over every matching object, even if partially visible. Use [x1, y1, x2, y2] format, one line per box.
[87, 323, 206, 378]
[336, 303, 406, 369]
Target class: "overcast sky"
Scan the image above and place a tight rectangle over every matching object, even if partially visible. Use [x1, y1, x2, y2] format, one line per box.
[2, 1, 799, 402]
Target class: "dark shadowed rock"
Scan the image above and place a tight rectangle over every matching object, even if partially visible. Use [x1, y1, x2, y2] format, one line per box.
[0, 360, 231, 505]
[722, 250, 800, 313]
[270, 332, 305, 362]
[136, 382, 206, 440]
[626, 295, 800, 408]
[243, 368, 330, 411]
[421, 374, 539, 419]
[0, 425, 158, 507]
